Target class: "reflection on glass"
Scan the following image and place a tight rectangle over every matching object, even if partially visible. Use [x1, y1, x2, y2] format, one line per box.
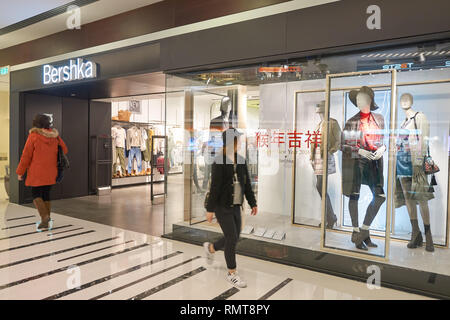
[395, 93, 437, 251]
[310, 100, 341, 229]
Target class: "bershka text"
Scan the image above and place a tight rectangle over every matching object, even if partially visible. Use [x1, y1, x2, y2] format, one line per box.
[43, 58, 97, 85]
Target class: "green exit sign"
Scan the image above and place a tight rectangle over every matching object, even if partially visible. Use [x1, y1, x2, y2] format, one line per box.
[0, 66, 8, 75]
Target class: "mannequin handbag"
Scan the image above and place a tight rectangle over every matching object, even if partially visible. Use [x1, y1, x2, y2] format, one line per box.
[423, 146, 439, 175]
[412, 113, 439, 176]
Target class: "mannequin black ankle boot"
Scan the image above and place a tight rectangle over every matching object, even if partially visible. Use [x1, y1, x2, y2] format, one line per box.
[355, 229, 369, 251]
[363, 236, 378, 248]
[424, 225, 434, 252]
[407, 219, 423, 249]
[351, 231, 359, 243]
[326, 215, 337, 229]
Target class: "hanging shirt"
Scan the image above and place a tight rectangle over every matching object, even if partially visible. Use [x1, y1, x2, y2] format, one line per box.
[358, 112, 381, 151]
[126, 126, 142, 149]
[140, 127, 148, 151]
[111, 125, 126, 148]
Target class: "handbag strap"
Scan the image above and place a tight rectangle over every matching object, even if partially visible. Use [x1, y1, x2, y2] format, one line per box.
[410, 112, 421, 143]
[411, 112, 432, 157]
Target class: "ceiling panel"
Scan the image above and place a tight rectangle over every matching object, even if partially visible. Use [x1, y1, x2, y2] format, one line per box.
[0, 0, 74, 29]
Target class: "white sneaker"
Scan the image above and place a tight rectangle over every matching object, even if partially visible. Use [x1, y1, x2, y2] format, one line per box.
[227, 271, 247, 288]
[203, 242, 214, 264]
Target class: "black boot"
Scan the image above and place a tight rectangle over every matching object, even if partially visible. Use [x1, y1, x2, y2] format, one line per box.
[355, 229, 369, 251]
[424, 225, 434, 252]
[407, 219, 423, 249]
[364, 236, 378, 248]
[351, 231, 359, 243]
[326, 215, 337, 229]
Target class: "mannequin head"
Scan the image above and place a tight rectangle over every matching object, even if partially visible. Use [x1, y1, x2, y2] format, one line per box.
[400, 93, 413, 110]
[356, 92, 372, 113]
[220, 97, 232, 116]
[315, 101, 325, 114]
[349, 86, 378, 111]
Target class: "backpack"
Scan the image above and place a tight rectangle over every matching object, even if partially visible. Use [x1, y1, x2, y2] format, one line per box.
[56, 137, 69, 183]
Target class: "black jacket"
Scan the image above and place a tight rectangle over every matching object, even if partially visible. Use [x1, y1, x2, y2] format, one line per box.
[206, 154, 257, 212]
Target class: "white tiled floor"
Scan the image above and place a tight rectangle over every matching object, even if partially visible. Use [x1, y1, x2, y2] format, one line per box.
[0, 202, 431, 300]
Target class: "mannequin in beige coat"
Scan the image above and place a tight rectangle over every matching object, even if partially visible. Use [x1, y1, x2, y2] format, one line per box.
[395, 93, 434, 252]
[310, 101, 341, 228]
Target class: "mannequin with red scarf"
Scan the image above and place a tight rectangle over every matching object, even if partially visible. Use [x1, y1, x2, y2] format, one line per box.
[342, 86, 386, 251]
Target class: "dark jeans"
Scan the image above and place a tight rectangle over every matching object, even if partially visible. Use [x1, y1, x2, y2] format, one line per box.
[316, 175, 337, 225]
[213, 205, 241, 270]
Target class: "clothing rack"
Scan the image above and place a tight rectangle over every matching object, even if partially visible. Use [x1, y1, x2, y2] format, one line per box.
[111, 120, 163, 129]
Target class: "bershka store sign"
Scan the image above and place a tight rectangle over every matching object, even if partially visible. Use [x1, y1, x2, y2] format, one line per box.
[43, 58, 97, 85]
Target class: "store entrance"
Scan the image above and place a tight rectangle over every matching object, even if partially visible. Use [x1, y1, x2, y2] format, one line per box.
[20, 71, 175, 236]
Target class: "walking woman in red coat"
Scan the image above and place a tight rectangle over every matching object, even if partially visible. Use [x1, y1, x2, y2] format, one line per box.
[16, 114, 68, 230]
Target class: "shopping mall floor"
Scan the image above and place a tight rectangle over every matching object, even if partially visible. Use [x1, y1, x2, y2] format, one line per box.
[0, 184, 431, 300]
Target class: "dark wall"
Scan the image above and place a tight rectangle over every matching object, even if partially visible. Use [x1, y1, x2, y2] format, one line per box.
[62, 97, 89, 198]
[89, 101, 112, 194]
[17, 93, 94, 203]
[161, 0, 450, 72]
[0, 0, 291, 67]
[10, 43, 161, 94]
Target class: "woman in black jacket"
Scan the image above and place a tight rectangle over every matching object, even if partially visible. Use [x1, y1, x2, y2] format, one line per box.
[204, 128, 257, 288]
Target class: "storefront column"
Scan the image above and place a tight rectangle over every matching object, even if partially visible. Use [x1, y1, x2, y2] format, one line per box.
[183, 90, 193, 222]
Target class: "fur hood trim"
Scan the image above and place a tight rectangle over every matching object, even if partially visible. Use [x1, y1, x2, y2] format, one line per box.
[29, 127, 59, 138]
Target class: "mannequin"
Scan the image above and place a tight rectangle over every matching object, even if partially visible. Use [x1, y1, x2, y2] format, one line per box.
[395, 93, 434, 252]
[310, 101, 341, 228]
[111, 124, 127, 177]
[203, 97, 232, 189]
[126, 125, 143, 176]
[342, 86, 386, 251]
[210, 97, 232, 131]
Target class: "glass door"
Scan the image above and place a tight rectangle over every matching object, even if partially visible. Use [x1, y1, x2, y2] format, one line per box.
[320, 69, 398, 260]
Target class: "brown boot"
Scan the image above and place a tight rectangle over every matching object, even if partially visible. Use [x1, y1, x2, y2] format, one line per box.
[33, 198, 50, 229]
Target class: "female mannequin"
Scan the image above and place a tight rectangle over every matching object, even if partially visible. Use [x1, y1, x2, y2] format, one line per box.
[342, 86, 386, 251]
[310, 101, 341, 228]
[395, 93, 434, 252]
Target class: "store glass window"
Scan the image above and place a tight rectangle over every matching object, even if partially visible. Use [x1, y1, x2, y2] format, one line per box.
[164, 41, 450, 275]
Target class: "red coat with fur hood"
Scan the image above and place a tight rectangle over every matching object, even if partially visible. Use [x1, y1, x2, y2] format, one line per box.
[16, 128, 68, 187]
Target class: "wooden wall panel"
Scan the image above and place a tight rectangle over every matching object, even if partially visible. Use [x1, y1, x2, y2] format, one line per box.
[0, 0, 291, 67]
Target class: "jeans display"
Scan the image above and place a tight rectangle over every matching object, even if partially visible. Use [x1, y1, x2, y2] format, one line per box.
[128, 147, 142, 173]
